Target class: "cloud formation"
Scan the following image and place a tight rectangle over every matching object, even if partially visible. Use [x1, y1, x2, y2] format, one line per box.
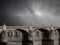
[0, 0, 60, 26]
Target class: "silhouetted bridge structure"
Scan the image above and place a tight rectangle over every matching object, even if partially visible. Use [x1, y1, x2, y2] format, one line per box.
[0, 24, 60, 45]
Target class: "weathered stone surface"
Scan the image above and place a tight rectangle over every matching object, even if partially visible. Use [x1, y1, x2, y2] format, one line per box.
[0, 24, 60, 45]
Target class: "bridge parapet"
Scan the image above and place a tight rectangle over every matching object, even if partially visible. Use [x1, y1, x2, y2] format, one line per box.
[0, 24, 60, 42]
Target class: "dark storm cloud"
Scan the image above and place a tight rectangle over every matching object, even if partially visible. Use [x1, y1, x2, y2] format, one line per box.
[0, 0, 27, 25]
[0, 0, 60, 26]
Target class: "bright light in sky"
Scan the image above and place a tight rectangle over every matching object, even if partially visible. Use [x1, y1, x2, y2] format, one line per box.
[35, 11, 44, 17]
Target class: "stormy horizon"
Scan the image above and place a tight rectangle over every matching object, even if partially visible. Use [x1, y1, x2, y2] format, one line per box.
[0, 0, 60, 26]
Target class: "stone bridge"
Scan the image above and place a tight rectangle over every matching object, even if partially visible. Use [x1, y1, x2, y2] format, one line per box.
[0, 24, 60, 45]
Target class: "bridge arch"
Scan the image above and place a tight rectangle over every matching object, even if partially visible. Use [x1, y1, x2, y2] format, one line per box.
[7, 30, 22, 38]
[38, 28, 50, 40]
[7, 30, 22, 45]
[16, 29, 29, 41]
[33, 29, 42, 40]
[55, 28, 60, 45]
[56, 28, 60, 32]
[0, 29, 29, 45]
[55, 28, 60, 40]
[37, 28, 52, 45]
[0, 30, 23, 45]
[16, 29, 30, 45]
[32, 29, 42, 45]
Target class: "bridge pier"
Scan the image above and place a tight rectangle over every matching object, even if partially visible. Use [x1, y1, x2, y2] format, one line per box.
[41, 29, 59, 45]
[0, 26, 60, 45]
[56, 29, 60, 45]
[0, 30, 8, 45]
[42, 30, 53, 45]
[33, 30, 42, 45]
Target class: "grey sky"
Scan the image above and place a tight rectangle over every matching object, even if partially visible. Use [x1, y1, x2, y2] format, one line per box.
[0, 0, 60, 26]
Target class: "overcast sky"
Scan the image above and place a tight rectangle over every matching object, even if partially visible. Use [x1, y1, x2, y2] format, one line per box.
[0, 0, 60, 26]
